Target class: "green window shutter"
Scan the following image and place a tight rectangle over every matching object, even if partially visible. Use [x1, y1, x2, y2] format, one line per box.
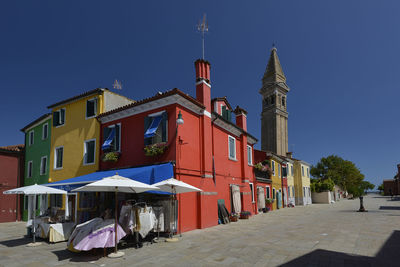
[53, 111, 59, 126]
[222, 106, 227, 120]
[227, 110, 232, 122]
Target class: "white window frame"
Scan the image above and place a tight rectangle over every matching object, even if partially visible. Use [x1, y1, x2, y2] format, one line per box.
[228, 135, 236, 160]
[271, 160, 275, 176]
[54, 108, 66, 127]
[86, 97, 98, 119]
[249, 183, 255, 203]
[28, 130, 34, 146]
[40, 156, 47, 175]
[247, 145, 252, 165]
[54, 146, 64, 170]
[105, 123, 121, 152]
[27, 161, 33, 178]
[83, 139, 96, 166]
[42, 123, 48, 140]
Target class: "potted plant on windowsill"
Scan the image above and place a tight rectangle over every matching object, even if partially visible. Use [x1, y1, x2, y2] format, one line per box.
[239, 211, 251, 219]
[265, 198, 274, 210]
[144, 143, 168, 157]
[229, 213, 239, 222]
[101, 151, 121, 162]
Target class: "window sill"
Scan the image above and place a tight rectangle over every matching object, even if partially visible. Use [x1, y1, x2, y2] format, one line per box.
[53, 167, 63, 171]
[85, 115, 97, 120]
[229, 157, 238, 162]
[83, 162, 95, 166]
[55, 124, 65, 128]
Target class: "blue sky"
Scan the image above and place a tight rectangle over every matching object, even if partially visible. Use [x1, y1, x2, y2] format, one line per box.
[1, 1, 399, 187]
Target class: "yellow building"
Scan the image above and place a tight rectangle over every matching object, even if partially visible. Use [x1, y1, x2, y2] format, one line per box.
[48, 88, 133, 182]
[293, 159, 312, 206]
[268, 153, 283, 210]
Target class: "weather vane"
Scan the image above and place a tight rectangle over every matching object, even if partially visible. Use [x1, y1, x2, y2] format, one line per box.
[197, 14, 209, 60]
[113, 79, 122, 90]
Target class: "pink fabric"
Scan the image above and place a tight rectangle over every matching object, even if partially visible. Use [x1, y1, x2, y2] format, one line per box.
[74, 223, 126, 251]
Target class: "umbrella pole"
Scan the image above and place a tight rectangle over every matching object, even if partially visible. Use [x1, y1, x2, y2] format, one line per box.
[32, 195, 36, 244]
[108, 188, 124, 258]
[114, 190, 118, 254]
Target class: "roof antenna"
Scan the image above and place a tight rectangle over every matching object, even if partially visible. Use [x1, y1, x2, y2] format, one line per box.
[197, 14, 209, 60]
[113, 79, 122, 90]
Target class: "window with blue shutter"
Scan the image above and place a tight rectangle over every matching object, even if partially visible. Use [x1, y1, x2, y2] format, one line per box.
[144, 111, 168, 145]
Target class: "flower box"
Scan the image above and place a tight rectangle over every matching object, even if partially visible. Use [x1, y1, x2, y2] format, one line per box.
[101, 151, 121, 162]
[144, 143, 168, 157]
[229, 216, 238, 222]
[239, 211, 251, 219]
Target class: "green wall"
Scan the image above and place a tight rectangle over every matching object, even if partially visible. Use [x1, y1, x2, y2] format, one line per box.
[23, 117, 51, 221]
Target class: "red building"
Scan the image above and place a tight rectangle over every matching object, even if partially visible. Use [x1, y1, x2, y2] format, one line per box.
[97, 59, 258, 232]
[0, 145, 24, 222]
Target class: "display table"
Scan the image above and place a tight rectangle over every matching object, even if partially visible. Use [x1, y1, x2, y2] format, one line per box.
[49, 222, 75, 243]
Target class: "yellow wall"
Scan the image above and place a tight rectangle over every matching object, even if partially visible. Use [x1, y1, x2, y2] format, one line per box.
[270, 158, 282, 210]
[49, 94, 103, 182]
[294, 161, 311, 199]
[286, 162, 294, 198]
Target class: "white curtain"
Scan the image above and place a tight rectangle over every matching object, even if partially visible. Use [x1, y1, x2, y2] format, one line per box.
[40, 195, 47, 215]
[257, 187, 265, 209]
[231, 185, 241, 214]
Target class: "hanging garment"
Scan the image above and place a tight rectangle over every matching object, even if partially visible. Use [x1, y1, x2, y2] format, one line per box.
[119, 205, 136, 234]
[138, 207, 156, 238]
[231, 185, 241, 214]
[257, 187, 266, 210]
[152, 206, 164, 232]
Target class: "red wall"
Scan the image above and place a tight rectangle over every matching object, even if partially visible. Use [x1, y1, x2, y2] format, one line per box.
[100, 103, 256, 232]
[0, 153, 23, 222]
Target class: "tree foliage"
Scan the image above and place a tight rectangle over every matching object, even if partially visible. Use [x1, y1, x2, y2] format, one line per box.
[311, 155, 370, 197]
[311, 178, 335, 193]
[378, 183, 384, 193]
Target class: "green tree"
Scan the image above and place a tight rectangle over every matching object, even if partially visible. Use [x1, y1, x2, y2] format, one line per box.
[378, 183, 384, 194]
[311, 178, 335, 193]
[311, 155, 365, 193]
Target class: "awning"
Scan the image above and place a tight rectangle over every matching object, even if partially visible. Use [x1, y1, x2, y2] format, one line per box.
[144, 115, 163, 138]
[45, 162, 174, 193]
[102, 127, 116, 150]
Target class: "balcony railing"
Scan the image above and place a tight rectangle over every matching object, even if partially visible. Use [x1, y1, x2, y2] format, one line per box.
[255, 169, 272, 183]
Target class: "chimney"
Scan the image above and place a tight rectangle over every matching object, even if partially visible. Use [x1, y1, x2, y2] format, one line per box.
[195, 59, 211, 112]
[234, 106, 247, 131]
[286, 152, 293, 159]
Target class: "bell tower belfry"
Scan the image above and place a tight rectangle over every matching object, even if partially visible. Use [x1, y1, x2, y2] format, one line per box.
[260, 47, 290, 156]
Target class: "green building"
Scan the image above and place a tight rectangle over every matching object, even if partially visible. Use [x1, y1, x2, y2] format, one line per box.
[20, 113, 52, 221]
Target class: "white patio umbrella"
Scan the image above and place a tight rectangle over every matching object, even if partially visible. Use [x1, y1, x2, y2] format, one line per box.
[3, 184, 67, 246]
[72, 174, 159, 258]
[152, 178, 201, 241]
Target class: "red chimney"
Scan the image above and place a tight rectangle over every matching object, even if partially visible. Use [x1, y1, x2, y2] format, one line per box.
[195, 59, 211, 112]
[233, 106, 247, 131]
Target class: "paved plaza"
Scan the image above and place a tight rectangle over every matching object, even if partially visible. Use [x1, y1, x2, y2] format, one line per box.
[1, 194, 400, 266]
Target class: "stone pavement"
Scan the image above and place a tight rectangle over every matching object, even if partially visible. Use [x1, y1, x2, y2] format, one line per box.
[1, 194, 400, 266]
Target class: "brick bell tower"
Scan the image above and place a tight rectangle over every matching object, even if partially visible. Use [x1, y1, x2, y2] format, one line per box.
[260, 46, 290, 156]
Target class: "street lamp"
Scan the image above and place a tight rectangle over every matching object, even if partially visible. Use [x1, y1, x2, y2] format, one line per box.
[177, 110, 184, 125]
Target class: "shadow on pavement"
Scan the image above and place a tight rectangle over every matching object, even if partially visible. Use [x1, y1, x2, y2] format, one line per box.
[0, 237, 33, 247]
[280, 230, 400, 267]
[52, 248, 103, 262]
[380, 206, 400, 210]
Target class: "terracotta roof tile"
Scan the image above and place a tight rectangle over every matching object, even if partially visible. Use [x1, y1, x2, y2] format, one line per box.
[97, 88, 205, 119]
[0, 144, 24, 152]
[47, 88, 107, 109]
[20, 113, 51, 132]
